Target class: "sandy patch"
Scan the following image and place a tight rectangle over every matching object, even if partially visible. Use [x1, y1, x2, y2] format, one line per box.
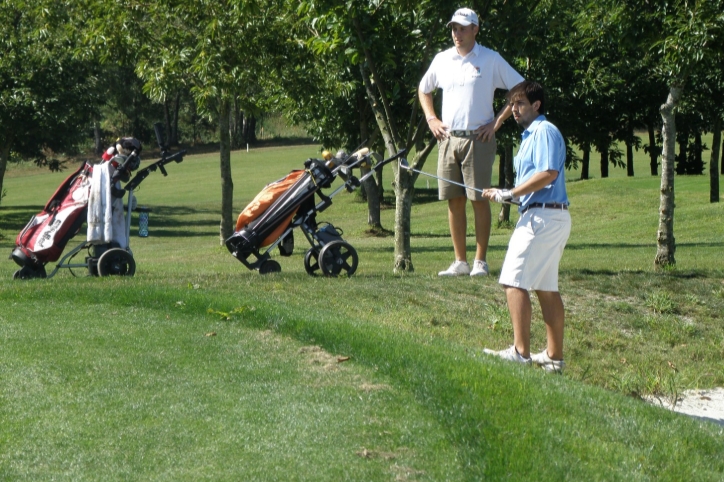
[646, 387, 724, 426]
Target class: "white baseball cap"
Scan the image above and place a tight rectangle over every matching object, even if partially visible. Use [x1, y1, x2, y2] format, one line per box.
[447, 8, 479, 27]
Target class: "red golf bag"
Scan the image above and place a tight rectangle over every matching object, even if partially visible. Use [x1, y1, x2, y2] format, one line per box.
[11, 162, 92, 278]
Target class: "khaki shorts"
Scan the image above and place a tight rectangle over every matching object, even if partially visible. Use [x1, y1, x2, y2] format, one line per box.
[498, 208, 571, 292]
[437, 134, 496, 201]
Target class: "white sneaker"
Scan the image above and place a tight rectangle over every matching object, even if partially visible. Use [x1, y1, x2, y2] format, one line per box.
[482, 345, 531, 364]
[470, 260, 489, 277]
[531, 350, 565, 373]
[438, 260, 470, 276]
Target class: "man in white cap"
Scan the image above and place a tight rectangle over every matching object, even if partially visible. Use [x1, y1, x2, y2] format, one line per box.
[419, 8, 524, 277]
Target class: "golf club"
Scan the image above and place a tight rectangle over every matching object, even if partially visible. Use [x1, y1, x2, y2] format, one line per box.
[398, 158, 520, 205]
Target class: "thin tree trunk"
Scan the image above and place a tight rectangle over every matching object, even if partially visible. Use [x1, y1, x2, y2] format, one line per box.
[676, 123, 687, 174]
[393, 166, 415, 272]
[721, 133, 724, 175]
[497, 151, 505, 188]
[581, 145, 590, 180]
[0, 144, 10, 205]
[600, 145, 609, 178]
[164, 101, 172, 148]
[171, 92, 180, 146]
[626, 136, 634, 177]
[94, 121, 103, 155]
[363, 153, 382, 229]
[357, 93, 369, 202]
[655, 86, 680, 267]
[710, 119, 721, 203]
[648, 123, 658, 176]
[498, 142, 514, 224]
[218, 100, 234, 244]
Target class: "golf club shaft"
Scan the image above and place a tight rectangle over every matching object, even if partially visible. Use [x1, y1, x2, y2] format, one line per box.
[399, 162, 520, 206]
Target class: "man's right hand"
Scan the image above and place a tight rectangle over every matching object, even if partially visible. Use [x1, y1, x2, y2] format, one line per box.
[427, 118, 450, 141]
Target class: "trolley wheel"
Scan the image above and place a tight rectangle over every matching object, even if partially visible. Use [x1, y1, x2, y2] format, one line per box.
[318, 240, 358, 277]
[97, 248, 136, 277]
[303, 248, 320, 276]
[259, 259, 282, 275]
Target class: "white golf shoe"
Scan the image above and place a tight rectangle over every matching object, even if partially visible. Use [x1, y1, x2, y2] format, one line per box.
[438, 260, 470, 276]
[482, 345, 532, 365]
[531, 350, 565, 373]
[470, 260, 489, 276]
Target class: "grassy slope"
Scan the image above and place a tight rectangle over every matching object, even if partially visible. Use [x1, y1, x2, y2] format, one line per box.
[1, 142, 723, 480]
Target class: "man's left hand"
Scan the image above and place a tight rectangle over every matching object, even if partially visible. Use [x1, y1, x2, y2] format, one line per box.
[475, 121, 496, 142]
[483, 188, 513, 203]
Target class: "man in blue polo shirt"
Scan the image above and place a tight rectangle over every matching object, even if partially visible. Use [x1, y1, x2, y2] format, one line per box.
[482, 81, 571, 373]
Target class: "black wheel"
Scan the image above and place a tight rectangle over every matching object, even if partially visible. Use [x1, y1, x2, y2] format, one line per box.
[97, 248, 136, 276]
[303, 248, 320, 276]
[318, 240, 358, 277]
[259, 259, 282, 275]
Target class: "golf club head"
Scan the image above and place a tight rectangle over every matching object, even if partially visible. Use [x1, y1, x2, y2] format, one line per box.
[399, 158, 411, 170]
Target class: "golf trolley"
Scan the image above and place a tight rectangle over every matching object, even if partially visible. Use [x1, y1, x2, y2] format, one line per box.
[11, 123, 186, 279]
[225, 148, 407, 276]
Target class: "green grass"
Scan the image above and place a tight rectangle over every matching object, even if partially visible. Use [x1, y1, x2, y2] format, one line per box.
[1, 141, 723, 480]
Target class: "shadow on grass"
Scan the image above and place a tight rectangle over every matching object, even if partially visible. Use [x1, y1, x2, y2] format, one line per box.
[0, 205, 44, 232]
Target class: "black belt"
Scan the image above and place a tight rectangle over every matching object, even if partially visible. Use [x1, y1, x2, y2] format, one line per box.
[521, 202, 569, 215]
[449, 130, 476, 137]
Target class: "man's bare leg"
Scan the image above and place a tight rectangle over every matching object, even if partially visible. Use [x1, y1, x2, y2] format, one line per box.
[471, 199, 491, 262]
[448, 196, 468, 262]
[505, 286, 532, 358]
[535, 290, 565, 360]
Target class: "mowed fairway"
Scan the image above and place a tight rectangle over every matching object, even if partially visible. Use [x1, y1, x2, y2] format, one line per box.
[1, 143, 723, 480]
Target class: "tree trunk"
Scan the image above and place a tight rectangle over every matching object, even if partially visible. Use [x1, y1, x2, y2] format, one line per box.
[498, 142, 514, 224]
[655, 86, 680, 267]
[363, 153, 382, 229]
[676, 124, 687, 174]
[171, 92, 180, 146]
[694, 131, 702, 174]
[626, 135, 634, 177]
[94, 121, 103, 155]
[648, 123, 658, 176]
[497, 151, 505, 188]
[218, 100, 234, 244]
[357, 93, 369, 202]
[710, 119, 721, 203]
[600, 145, 609, 178]
[393, 164, 415, 272]
[164, 101, 172, 147]
[581, 145, 590, 180]
[0, 144, 10, 205]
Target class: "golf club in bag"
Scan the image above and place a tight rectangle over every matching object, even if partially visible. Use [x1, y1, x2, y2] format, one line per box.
[397, 158, 520, 206]
[225, 148, 407, 276]
[11, 123, 186, 279]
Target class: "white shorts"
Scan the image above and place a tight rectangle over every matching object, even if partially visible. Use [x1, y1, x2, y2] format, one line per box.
[499, 207, 571, 291]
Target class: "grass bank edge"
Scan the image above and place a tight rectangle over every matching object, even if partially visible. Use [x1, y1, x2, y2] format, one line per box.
[4, 281, 721, 480]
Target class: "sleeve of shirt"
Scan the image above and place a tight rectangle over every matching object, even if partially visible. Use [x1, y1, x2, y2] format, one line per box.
[419, 56, 439, 94]
[493, 53, 525, 91]
[532, 125, 566, 174]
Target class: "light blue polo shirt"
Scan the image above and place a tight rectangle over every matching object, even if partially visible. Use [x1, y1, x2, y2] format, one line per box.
[514, 115, 569, 210]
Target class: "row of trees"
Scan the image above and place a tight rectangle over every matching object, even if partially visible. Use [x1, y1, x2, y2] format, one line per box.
[2, 0, 722, 269]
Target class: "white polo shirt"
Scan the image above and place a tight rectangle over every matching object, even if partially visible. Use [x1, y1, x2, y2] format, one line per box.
[419, 43, 524, 131]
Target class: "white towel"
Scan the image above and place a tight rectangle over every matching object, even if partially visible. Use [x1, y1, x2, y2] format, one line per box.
[87, 162, 113, 244]
[87, 162, 129, 247]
